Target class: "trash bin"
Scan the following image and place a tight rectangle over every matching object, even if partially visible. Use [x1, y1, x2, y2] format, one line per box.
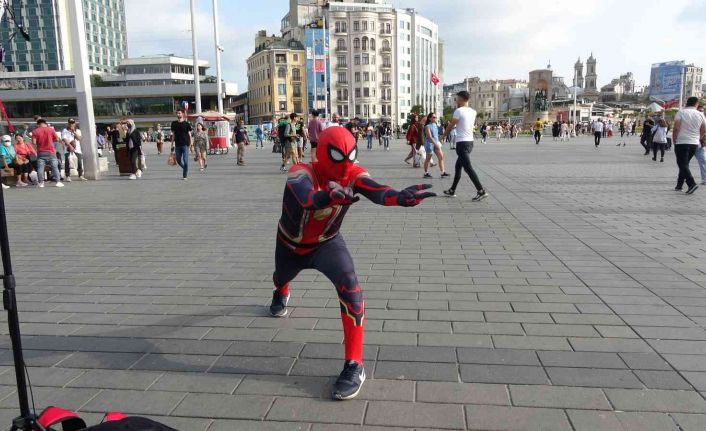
[114, 144, 133, 175]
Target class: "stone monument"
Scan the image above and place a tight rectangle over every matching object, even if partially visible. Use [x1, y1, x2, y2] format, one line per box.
[526, 68, 553, 124]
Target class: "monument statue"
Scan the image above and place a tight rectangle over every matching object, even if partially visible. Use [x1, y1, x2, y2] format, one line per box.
[534, 89, 548, 112]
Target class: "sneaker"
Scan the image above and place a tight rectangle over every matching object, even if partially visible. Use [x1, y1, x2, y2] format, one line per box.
[136, 169, 142, 179]
[16, 181, 28, 187]
[269, 290, 289, 317]
[65, 176, 72, 182]
[38, 182, 45, 188]
[686, 184, 699, 195]
[1, 183, 8, 190]
[129, 174, 137, 180]
[55, 182, 64, 188]
[183, 177, 188, 181]
[472, 190, 488, 202]
[652, 157, 656, 161]
[332, 361, 366, 400]
[199, 168, 204, 172]
[675, 187, 683, 191]
[441, 172, 450, 178]
[423, 172, 432, 178]
[79, 176, 88, 181]
[443, 189, 456, 197]
[661, 158, 664, 162]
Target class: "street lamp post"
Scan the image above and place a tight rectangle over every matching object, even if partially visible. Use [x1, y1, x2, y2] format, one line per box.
[573, 68, 578, 129]
[212, 0, 224, 114]
[67, 0, 98, 180]
[190, 0, 202, 114]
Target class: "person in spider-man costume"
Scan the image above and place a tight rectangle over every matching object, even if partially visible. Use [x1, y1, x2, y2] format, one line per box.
[270, 126, 435, 400]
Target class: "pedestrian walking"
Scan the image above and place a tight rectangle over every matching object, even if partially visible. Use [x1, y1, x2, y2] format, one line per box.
[495, 124, 503, 141]
[651, 119, 668, 163]
[423, 112, 448, 179]
[440, 91, 488, 201]
[155, 126, 164, 155]
[193, 122, 208, 171]
[480, 122, 488, 144]
[592, 119, 604, 148]
[125, 119, 142, 179]
[534, 118, 544, 144]
[381, 122, 391, 151]
[280, 113, 300, 172]
[552, 121, 560, 141]
[255, 124, 264, 149]
[560, 121, 569, 141]
[307, 110, 323, 162]
[695, 105, 706, 184]
[170, 108, 193, 180]
[641, 116, 656, 155]
[365, 123, 374, 150]
[673, 97, 706, 194]
[404, 114, 418, 166]
[232, 119, 250, 166]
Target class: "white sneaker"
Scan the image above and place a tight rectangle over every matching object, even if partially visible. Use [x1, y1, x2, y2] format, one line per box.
[136, 169, 142, 179]
[79, 176, 88, 181]
[55, 182, 64, 188]
[129, 174, 137, 180]
[1, 183, 8, 189]
[38, 182, 45, 188]
[65, 176, 72, 182]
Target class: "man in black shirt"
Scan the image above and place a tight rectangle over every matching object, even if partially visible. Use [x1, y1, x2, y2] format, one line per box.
[232, 119, 250, 166]
[641, 117, 655, 155]
[170, 108, 193, 179]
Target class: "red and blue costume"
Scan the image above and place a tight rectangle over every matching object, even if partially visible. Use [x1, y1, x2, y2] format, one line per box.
[272, 127, 435, 366]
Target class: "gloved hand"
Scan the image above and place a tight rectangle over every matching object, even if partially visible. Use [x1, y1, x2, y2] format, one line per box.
[328, 181, 360, 206]
[397, 184, 436, 207]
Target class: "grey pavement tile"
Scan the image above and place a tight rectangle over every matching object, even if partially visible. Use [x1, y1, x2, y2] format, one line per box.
[567, 410, 680, 431]
[131, 354, 218, 372]
[452, 322, 525, 335]
[57, 351, 145, 370]
[299, 343, 378, 361]
[150, 372, 241, 394]
[356, 379, 415, 402]
[0, 387, 99, 411]
[172, 393, 273, 419]
[209, 420, 310, 431]
[152, 339, 232, 356]
[509, 385, 612, 410]
[538, 351, 627, 369]
[634, 370, 693, 390]
[569, 338, 654, 353]
[225, 340, 304, 358]
[374, 361, 458, 382]
[523, 323, 600, 337]
[460, 364, 549, 385]
[67, 369, 162, 390]
[267, 396, 366, 424]
[492, 335, 572, 351]
[683, 372, 706, 391]
[0, 366, 83, 387]
[377, 346, 456, 363]
[619, 353, 672, 370]
[547, 367, 643, 389]
[457, 348, 540, 366]
[605, 388, 706, 413]
[464, 405, 572, 431]
[365, 401, 465, 429]
[416, 381, 510, 405]
[417, 333, 492, 348]
[235, 374, 329, 398]
[82, 389, 186, 416]
[209, 355, 295, 375]
[671, 413, 706, 431]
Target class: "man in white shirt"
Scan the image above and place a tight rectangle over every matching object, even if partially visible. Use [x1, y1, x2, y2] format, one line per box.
[591, 119, 604, 148]
[673, 97, 706, 194]
[61, 118, 86, 182]
[440, 91, 487, 201]
[693, 104, 706, 185]
[323, 113, 342, 129]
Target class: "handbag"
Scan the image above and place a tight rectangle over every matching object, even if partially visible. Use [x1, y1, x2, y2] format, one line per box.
[167, 152, 177, 166]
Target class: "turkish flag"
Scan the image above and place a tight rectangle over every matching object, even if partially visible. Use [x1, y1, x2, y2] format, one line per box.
[662, 99, 679, 109]
[431, 72, 440, 85]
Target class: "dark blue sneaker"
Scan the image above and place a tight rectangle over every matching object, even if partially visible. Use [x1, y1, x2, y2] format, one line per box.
[269, 290, 289, 317]
[332, 361, 366, 400]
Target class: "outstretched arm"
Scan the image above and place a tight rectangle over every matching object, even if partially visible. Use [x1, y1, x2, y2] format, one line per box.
[287, 169, 359, 210]
[353, 176, 435, 207]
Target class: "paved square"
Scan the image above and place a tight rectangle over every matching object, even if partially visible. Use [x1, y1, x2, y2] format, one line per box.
[1, 134, 705, 430]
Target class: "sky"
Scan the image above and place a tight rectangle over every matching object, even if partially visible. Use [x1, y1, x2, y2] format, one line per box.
[125, 0, 706, 92]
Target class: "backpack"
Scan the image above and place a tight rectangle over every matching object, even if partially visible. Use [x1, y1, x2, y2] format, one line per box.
[38, 406, 178, 431]
[277, 122, 289, 143]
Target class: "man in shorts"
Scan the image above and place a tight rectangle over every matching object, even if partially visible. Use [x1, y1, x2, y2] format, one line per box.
[308, 110, 323, 162]
[280, 113, 300, 172]
[233, 119, 249, 166]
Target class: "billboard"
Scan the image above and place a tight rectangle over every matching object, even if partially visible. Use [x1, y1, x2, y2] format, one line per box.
[649, 61, 685, 101]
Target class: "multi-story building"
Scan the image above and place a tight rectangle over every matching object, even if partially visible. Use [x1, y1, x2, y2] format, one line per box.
[0, 0, 127, 73]
[443, 82, 466, 109]
[402, 8, 441, 121]
[463, 77, 527, 121]
[0, 55, 239, 127]
[246, 31, 307, 125]
[684, 64, 703, 99]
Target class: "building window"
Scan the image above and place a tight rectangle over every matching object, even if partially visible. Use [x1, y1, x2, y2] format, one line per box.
[279, 101, 287, 111]
[292, 68, 301, 81]
[353, 38, 360, 49]
[355, 88, 361, 98]
[278, 84, 286, 95]
[370, 38, 375, 50]
[363, 71, 369, 81]
[337, 55, 347, 66]
[362, 53, 369, 65]
[294, 102, 302, 113]
[337, 72, 346, 83]
[355, 72, 361, 82]
[278, 67, 286, 78]
[386, 23, 391, 33]
[353, 21, 359, 31]
[363, 87, 369, 97]
[337, 39, 346, 50]
[293, 84, 301, 97]
[362, 37, 368, 50]
[354, 55, 360, 65]
[275, 54, 286, 63]
[362, 21, 367, 31]
[355, 104, 360, 115]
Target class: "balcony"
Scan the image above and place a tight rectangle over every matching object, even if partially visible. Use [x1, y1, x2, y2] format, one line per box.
[381, 80, 392, 86]
[336, 63, 348, 70]
[337, 80, 349, 86]
[381, 64, 392, 70]
[291, 76, 302, 82]
[381, 47, 391, 53]
[335, 46, 348, 52]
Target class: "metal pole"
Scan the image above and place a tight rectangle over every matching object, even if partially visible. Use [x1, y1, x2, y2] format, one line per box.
[212, 0, 223, 114]
[67, 0, 98, 180]
[323, 13, 329, 118]
[678, 65, 685, 108]
[573, 68, 578, 129]
[190, 0, 202, 114]
[312, 28, 318, 113]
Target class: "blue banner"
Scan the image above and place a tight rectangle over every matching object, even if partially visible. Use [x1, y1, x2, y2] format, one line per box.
[650, 62, 685, 101]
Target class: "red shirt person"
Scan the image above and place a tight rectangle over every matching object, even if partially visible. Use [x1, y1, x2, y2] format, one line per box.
[31, 119, 63, 187]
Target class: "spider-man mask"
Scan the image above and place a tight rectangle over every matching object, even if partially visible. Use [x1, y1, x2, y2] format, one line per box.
[314, 126, 359, 186]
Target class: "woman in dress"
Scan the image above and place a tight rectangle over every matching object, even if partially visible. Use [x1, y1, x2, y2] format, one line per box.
[194, 122, 209, 171]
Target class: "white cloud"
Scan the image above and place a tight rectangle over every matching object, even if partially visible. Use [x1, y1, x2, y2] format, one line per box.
[126, 0, 706, 91]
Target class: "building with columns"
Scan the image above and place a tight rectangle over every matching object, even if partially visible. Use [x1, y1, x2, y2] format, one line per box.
[462, 77, 528, 121]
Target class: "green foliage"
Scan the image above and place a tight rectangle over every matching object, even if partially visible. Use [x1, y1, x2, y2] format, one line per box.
[410, 105, 424, 115]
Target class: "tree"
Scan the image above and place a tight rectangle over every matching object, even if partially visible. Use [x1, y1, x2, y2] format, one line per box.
[410, 105, 424, 115]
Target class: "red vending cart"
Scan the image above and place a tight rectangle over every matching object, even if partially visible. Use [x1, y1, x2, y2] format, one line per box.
[189, 112, 231, 155]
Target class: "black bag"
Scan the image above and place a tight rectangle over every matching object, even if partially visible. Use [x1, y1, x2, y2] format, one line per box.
[84, 417, 178, 431]
[277, 123, 289, 143]
[39, 407, 178, 431]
